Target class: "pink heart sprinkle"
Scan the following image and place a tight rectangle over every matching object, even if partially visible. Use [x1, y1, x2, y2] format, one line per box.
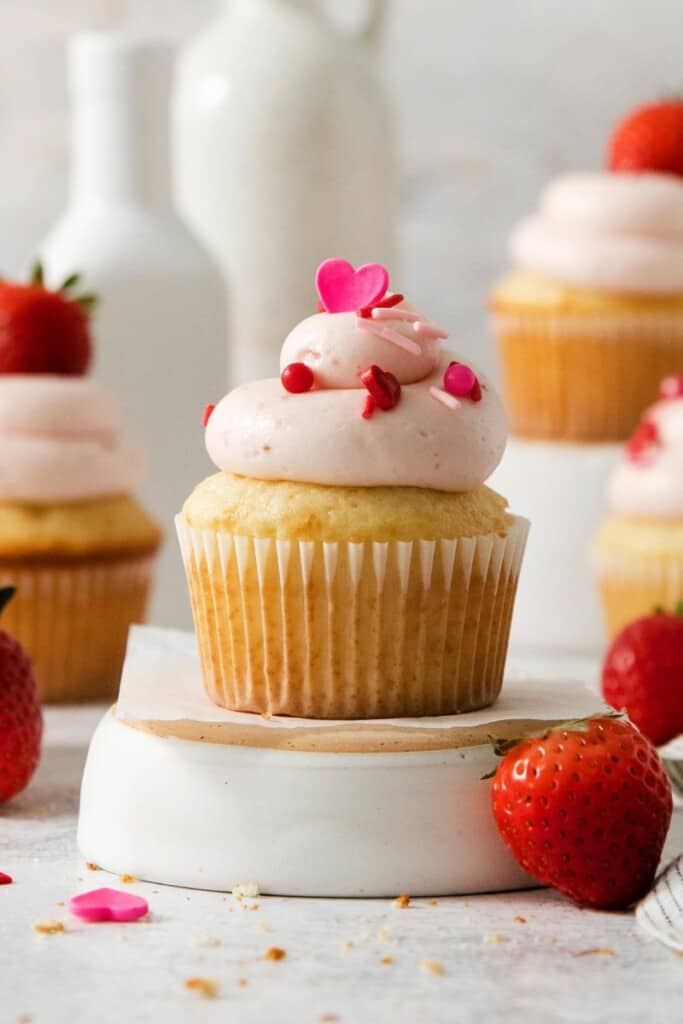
[316, 258, 389, 314]
[68, 887, 149, 923]
[0, 872, 12, 885]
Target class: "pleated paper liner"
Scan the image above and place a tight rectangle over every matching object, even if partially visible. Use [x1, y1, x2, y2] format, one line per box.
[493, 310, 683, 442]
[176, 514, 529, 720]
[0, 552, 157, 703]
[593, 546, 683, 639]
[637, 855, 683, 952]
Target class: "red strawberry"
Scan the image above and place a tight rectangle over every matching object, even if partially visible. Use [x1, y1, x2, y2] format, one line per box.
[491, 717, 672, 910]
[0, 263, 95, 375]
[602, 610, 683, 747]
[607, 99, 683, 176]
[0, 587, 42, 802]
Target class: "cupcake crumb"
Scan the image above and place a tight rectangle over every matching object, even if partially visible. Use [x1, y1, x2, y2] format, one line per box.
[380, 955, 394, 966]
[419, 958, 445, 976]
[86, 862, 99, 871]
[264, 946, 286, 962]
[191, 933, 222, 948]
[393, 893, 410, 909]
[514, 916, 527, 924]
[232, 881, 260, 900]
[33, 920, 65, 936]
[483, 933, 507, 945]
[119, 873, 136, 884]
[185, 977, 219, 999]
[237, 977, 249, 987]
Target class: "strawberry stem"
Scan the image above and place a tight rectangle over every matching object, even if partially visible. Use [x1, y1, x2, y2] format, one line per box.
[0, 586, 16, 617]
[76, 293, 98, 314]
[30, 261, 44, 287]
[60, 272, 81, 292]
[481, 713, 623, 780]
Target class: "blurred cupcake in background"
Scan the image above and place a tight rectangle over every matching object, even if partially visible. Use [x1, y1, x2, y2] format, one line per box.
[491, 99, 683, 442]
[178, 259, 528, 720]
[0, 266, 161, 702]
[594, 375, 683, 637]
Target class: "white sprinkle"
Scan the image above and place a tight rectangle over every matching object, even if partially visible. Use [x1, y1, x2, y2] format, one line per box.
[356, 318, 422, 356]
[430, 386, 460, 410]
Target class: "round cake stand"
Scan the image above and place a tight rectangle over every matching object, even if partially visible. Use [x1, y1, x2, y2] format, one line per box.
[78, 700, 587, 898]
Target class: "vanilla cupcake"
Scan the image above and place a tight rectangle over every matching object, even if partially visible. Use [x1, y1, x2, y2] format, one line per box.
[594, 376, 683, 636]
[178, 259, 528, 719]
[492, 171, 683, 442]
[0, 376, 160, 701]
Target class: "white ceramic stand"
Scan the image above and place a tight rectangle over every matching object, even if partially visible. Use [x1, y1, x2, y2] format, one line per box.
[491, 438, 622, 655]
[78, 627, 605, 897]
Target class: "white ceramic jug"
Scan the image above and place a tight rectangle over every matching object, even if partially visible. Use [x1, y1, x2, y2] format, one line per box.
[173, 0, 394, 385]
[40, 33, 227, 628]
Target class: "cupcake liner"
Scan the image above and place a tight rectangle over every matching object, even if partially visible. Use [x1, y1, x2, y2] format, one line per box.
[0, 553, 157, 703]
[593, 546, 683, 639]
[176, 515, 529, 719]
[493, 309, 683, 442]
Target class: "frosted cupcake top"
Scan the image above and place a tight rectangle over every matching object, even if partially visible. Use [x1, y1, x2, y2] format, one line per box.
[608, 377, 683, 517]
[510, 172, 683, 295]
[205, 259, 507, 492]
[0, 376, 145, 504]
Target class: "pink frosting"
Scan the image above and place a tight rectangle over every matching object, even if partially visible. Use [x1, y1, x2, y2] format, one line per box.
[206, 302, 507, 491]
[608, 396, 683, 517]
[0, 376, 145, 504]
[511, 172, 683, 294]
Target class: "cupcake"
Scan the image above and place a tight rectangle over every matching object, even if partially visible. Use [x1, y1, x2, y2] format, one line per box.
[594, 375, 683, 637]
[0, 267, 161, 702]
[492, 99, 683, 442]
[178, 259, 528, 719]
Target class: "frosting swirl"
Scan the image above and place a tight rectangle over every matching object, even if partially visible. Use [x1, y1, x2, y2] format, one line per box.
[608, 386, 683, 517]
[511, 172, 683, 294]
[0, 376, 145, 504]
[206, 298, 507, 492]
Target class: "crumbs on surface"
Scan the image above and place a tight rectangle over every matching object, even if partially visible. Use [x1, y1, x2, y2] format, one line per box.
[237, 977, 249, 987]
[393, 893, 410, 909]
[419, 958, 445, 976]
[86, 863, 99, 871]
[264, 947, 286, 961]
[185, 977, 219, 999]
[119, 874, 136, 884]
[232, 881, 260, 900]
[572, 948, 615, 958]
[514, 916, 527, 924]
[380, 955, 394, 965]
[191, 933, 222, 948]
[33, 920, 65, 936]
[483, 933, 507, 945]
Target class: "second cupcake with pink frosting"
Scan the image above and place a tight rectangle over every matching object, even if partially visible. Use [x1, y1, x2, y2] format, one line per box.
[179, 259, 528, 720]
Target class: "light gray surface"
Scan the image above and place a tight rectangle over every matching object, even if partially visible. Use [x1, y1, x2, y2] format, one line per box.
[1, 704, 682, 1024]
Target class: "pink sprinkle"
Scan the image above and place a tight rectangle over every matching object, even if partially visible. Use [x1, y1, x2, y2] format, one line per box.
[371, 307, 415, 322]
[68, 888, 149, 923]
[660, 375, 683, 400]
[0, 872, 12, 885]
[413, 322, 449, 340]
[362, 394, 376, 419]
[444, 362, 477, 398]
[430, 386, 460, 410]
[356, 319, 422, 356]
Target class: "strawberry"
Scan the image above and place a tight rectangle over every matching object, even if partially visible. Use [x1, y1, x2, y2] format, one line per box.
[602, 610, 683, 747]
[0, 587, 42, 802]
[607, 99, 683, 176]
[491, 717, 672, 910]
[0, 263, 96, 375]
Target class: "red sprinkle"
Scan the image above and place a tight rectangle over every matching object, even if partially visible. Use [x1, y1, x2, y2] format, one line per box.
[362, 394, 376, 419]
[202, 403, 216, 427]
[360, 364, 401, 413]
[281, 362, 314, 394]
[0, 872, 12, 885]
[660, 375, 683, 400]
[316, 299, 325, 313]
[358, 293, 405, 318]
[627, 418, 660, 463]
[444, 361, 482, 402]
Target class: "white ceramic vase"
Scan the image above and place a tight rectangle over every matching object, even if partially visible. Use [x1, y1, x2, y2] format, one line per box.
[173, 0, 395, 385]
[40, 33, 227, 628]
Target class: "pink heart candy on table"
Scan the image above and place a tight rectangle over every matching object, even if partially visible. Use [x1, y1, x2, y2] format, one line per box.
[316, 258, 389, 314]
[68, 887, 149, 923]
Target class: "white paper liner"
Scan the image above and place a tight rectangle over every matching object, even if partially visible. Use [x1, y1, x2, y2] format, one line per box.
[0, 555, 155, 703]
[637, 856, 683, 952]
[175, 515, 529, 718]
[115, 624, 606, 731]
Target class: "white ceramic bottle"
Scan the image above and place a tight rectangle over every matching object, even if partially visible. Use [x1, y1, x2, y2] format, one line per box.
[173, 0, 394, 385]
[40, 33, 227, 628]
